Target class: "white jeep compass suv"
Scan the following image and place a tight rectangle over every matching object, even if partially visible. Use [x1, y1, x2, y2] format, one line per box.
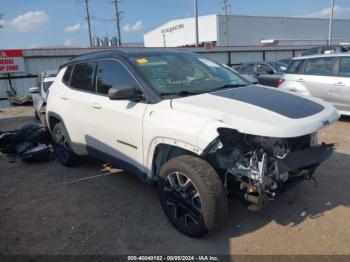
[47, 50, 339, 237]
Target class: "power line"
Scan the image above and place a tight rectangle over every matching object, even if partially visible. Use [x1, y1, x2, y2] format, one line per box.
[84, 0, 93, 47]
[113, 0, 122, 46]
[221, 0, 231, 46]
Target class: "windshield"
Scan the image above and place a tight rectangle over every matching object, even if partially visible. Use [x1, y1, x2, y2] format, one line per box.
[43, 81, 54, 92]
[129, 53, 248, 97]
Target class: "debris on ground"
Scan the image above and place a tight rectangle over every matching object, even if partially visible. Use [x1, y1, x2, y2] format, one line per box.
[0, 123, 54, 162]
[6, 90, 33, 106]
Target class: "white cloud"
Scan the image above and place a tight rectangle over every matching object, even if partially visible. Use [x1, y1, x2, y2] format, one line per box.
[123, 20, 144, 32]
[5, 11, 49, 32]
[65, 23, 81, 32]
[29, 43, 40, 48]
[132, 21, 144, 31]
[122, 24, 131, 32]
[302, 5, 350, 19]
[63, 39, 72, 47]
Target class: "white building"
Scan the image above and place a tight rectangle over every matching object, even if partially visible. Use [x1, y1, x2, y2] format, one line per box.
[144, 14, 350, 47]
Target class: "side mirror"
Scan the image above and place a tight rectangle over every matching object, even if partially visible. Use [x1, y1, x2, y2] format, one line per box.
[108, 85, 144, 101]
[29, 86, 40, 93]
[266, 69, 274, 75]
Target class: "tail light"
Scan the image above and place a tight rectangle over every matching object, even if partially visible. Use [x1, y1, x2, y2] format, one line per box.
[277, 78, 285, 88]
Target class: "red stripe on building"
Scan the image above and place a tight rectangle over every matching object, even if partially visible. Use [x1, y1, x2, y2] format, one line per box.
[0, 50, 24, 58]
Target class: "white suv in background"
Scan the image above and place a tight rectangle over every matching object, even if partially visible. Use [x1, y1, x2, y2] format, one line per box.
[279, 54, 350, 116]
[46, 50, 338, 237]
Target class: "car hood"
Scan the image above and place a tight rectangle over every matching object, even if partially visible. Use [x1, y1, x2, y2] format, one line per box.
[170, 85, 339, 138]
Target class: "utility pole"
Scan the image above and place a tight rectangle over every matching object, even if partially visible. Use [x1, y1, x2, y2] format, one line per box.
[194, 0, 199, 47]
[328, 0, 335, 45]
[113, 0, 122, 46]
[222, 0, 231, 46]
[84, 0, 93, 47]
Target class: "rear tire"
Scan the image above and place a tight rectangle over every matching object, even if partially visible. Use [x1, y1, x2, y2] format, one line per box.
[52, 123, 78, 167]
[158, 155, 228, 238]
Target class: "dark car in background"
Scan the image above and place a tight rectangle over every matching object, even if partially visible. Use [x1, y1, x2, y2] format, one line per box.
[278, 58, 293, 66]
[222, 64, 258, 84]
[233, 61, 286, 87]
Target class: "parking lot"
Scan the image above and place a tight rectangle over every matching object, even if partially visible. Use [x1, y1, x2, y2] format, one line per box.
[0, 106, 349, 255]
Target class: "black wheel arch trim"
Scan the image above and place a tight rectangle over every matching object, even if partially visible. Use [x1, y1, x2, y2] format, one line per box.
[47, 111, 65, 132]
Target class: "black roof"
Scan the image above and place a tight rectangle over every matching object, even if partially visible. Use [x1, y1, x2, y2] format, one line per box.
[59, 49, 194, 69]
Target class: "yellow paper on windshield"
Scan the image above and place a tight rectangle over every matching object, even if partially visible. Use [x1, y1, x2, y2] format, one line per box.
[136, 58, 148, 64]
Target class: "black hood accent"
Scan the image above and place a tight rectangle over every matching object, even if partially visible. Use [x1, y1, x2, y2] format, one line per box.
[212, 86, 324, 119]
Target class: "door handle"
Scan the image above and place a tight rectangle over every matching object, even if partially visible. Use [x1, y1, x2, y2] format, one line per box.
[334, 82, 345, 86]
[91, 102, 102, 109]
[60, 95, 68, 100]
[296, 78, 304, 82]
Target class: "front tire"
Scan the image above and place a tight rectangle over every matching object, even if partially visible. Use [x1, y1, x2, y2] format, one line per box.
[158, 155, 228, 238]
[52, 123, 78, 166]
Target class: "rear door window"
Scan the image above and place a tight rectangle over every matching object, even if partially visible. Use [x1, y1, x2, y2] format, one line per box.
[70, 62, 96, 92]
[96, 60, 138, 95]
[239, 64, 254, 74]
[287, 60, 304, 74]
[338, 57, 350, 77]
[256, 64, 272, 74]
[304, 57, 336, 76]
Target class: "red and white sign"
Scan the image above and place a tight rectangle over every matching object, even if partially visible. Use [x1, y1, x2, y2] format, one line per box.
[0, 50, 25, 73]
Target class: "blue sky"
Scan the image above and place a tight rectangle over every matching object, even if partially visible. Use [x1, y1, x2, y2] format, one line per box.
[1, 0, 350, 49]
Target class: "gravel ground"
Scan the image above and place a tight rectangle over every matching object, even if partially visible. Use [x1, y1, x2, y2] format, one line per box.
[0, 106, 349, 255]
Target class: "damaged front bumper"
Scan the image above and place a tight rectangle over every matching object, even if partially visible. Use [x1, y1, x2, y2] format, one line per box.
[225, 142, 334, 211]
[244, 143, 334, 211]
[207, 128, 336, 211]
[277, 143, 334, 174]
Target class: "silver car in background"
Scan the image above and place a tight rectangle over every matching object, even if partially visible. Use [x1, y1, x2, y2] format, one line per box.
[29, 70, 58, 124]
[279, 53, 350, 116]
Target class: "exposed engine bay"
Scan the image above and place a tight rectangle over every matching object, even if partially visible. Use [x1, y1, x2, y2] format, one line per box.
[206, 128, 334, 210]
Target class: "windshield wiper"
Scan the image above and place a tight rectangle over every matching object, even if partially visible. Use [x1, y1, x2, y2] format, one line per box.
[211, 84, 249, 92]
[159, 90, 204, 97]
[159, 84, 248, 97]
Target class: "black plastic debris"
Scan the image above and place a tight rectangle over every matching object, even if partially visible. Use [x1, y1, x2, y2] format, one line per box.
[21, 144, 54, 162]
[0, 123, 54, 163]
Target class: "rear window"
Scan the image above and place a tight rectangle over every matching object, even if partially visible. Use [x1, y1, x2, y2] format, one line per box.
[62, 66, 73, 86]
[70, 62, 96, 92]
[43, 81, 54, 92]
[302, 47, 319, 56]
[304, 57, 336, 76]
[287, 60, 304, 74]
[338, 57, 350, 77]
